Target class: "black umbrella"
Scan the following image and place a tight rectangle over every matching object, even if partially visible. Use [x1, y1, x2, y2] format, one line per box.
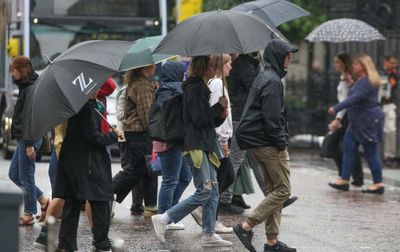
[231, 0, 310, 27]
[22, 40, 134, 141]
[153, 10, 275, 56]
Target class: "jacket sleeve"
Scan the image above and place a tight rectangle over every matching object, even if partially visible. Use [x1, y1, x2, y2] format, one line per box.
[240, 63, 259, 92]
[136, 84, 155, 130]
[116, 87, 126, 122]
[333, 80, 372, 113]
[261, 80, 288, 150]
[82, 102, 118, 146]
[186, 85, 224, 128]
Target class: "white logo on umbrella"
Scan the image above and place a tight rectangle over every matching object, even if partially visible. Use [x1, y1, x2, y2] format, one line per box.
[72, 73, 98, 95]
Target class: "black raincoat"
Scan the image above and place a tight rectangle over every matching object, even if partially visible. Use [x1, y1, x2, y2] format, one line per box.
[54, 99, 118, 201]
[236, 39, 297, 151]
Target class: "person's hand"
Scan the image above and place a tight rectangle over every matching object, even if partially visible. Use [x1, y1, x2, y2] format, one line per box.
[329, 118, 341, 132]
[221, 108, 228, 119]
[26, 146, 36, 160]
[221, 144, 230, 157]
[218, 96, 228, 108]
[278, 148, 288, 158]
[151, 81, 160, 90]
[328, 107, 336, 115]
[113, 128, 124, 140]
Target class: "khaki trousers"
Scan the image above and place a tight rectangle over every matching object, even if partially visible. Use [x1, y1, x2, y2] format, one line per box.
[246, 147, 291, 239]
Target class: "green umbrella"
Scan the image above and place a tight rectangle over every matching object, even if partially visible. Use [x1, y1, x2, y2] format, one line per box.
[119, 35, 174, 71]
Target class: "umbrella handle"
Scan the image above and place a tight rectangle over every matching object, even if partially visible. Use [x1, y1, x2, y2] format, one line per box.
[94, 108, 126, 142]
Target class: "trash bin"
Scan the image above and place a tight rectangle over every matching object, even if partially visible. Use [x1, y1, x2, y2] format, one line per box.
[0, 184, 23, 252]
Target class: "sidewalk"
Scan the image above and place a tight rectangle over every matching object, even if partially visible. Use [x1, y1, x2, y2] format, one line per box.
[290, 148, 400, 187]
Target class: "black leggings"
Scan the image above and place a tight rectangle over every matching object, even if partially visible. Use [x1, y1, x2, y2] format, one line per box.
[216, 156, 235, 220]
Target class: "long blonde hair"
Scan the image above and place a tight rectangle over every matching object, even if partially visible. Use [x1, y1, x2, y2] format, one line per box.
[210, 54, 231, 87]
[353, 53, 382, 87]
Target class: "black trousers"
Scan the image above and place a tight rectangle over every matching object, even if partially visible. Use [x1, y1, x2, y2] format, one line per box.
[217, 157, 235, 195]
[113, 132, 154, 203]
[58, 198, 111, 251]
[119, 141, 158, 207]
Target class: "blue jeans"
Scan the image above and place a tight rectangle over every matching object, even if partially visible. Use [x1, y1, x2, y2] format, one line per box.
[157, 148, 192, 214]
[341, 130, 382, 183]
[9, 139, 43, 214]
[48, 149, 58, 193]
[167, 154, 219, 235]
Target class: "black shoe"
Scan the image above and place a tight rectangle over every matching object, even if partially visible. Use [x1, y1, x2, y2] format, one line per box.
[264, 241, 296, 251]
[283, 196, 298, 209]
[232, 195, 251, 209]
[362, 187, 384, 194]
[33, 231, 47, 250]
[328, 182, 349, 191]
[233, 224, 256, 252]
[130, 204, 144, 216]
[351, 181, 364, 187]
[218, 202, 244, 214]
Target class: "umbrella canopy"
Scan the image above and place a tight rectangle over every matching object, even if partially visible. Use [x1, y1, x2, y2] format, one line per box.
[153, 10, 275, 56]
[119, 35, 174, 71]
[231, 0, 310, 26]
[22, 40, 134, 141]
[305, 18, 386, 43]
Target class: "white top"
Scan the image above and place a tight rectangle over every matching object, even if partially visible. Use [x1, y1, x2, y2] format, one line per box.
[115, 85, 127, 129]
[336, 76, 349, 120]
[208, 78, 233, 145]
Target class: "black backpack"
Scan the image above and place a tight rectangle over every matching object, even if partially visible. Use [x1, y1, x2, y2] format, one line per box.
[149, 91, 185, 143]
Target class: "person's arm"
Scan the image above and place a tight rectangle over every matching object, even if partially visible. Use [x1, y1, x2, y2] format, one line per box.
[82, 102, 118, 146]
[136, 84, 155, 130]
[261, 80, 287, 151]
[116, 87, 126, 121]
[209, 79, 229, 145]
[332, 80, 372, 113]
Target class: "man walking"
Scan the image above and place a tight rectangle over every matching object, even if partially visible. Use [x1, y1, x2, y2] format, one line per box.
[233, 39, 297, 252]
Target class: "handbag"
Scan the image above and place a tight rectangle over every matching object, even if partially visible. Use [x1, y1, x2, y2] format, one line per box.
[320, 131, 338, 158]
[145, 151, 162, 176]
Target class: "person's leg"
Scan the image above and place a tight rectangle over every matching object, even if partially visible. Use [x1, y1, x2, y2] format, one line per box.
[58, 197, 82, 251]
[248, 151, 267, 196]
[362, 142, 383, 185]
[172, 156, 192, 206]
[340, 131, 359, 181]
[158, 149, 182, 214]
[351, 151, 364, 186]
[8, 143, 21, 187]
[130, 183, 144, 215]
[90, 200, 111, 251]
[48, 149, 58, 193]
[143, 171, 158, 218]
[202, 167, 219, 235]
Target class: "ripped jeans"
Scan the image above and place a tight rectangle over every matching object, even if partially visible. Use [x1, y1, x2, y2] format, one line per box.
[166, 153, 219, 235]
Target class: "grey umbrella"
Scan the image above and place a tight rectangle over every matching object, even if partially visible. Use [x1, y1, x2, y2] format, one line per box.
[153, 10, 275, 56]
[305, 18, 386, 43]
[22, 40, 134, 141]
[231, 0, 310, 26]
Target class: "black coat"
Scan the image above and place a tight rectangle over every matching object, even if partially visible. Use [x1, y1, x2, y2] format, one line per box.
[12, 72, 38, 143]
[182, 76, 224, 152]
[228, 55, 260, 121]
[236, 40, 297, 151]
[54, 99, 118, 201]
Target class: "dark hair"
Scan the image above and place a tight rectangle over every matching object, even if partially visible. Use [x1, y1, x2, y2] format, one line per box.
[10, 56, 34, 80]
[384, 54, 397, 61]
[336, 53, 352, 73]
[188, 56, 211, 77]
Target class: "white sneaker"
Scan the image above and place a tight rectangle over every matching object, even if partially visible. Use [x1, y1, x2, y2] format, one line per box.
[151, 215, 167, 244]
[190, 207, 203, 227]
[215, 221, 233, 233]
[167, 222, 185, 230]
[110, 237, 125, 251]
[201, 233, 232, 247]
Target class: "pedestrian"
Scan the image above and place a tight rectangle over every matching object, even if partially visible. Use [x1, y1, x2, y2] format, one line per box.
[112, 65, 158, 217]
[380, 54, 399, 166]
[151, 56, 232, 247]
[154, 61, 192, 230]
[328, 53, 385, 194]
[327, 53, 364, 186]
[8, 56, 50, 226]
[233, 39, 297, 252]
[53, 97, 123, 251]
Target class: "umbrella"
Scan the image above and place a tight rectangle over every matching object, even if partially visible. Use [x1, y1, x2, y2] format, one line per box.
[119, 35, 174, 71]
[22, 40, 134, 141]
[305, 18, 386, 43]
[231, 0, 310, 27]
[153, 10, 275, 56]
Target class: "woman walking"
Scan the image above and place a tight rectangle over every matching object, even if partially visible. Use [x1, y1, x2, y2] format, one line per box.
[8, 56, 50, 226]
[328, 53, 384, 193]
[152, 56, 232, 247]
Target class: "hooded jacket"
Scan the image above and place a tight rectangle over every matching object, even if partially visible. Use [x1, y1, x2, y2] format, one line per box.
[236, 39, 297, 150]
[12, 72, 38, 143]
[155, 61, 185, 105]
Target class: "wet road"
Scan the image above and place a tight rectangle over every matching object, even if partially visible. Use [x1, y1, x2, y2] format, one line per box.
[1, 151, 399, 252]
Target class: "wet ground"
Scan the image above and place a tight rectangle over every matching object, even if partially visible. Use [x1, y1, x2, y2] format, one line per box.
[1, 149, 399, 251]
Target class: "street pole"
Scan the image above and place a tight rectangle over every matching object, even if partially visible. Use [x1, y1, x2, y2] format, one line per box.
[23, 0, 29, 57]
[159, 0, 167, 36]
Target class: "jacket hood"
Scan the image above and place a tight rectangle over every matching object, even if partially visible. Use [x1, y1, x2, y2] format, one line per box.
[263, 39, 297, 78]
[13, 72, 39, 88]
[161, 61, 185, 83]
